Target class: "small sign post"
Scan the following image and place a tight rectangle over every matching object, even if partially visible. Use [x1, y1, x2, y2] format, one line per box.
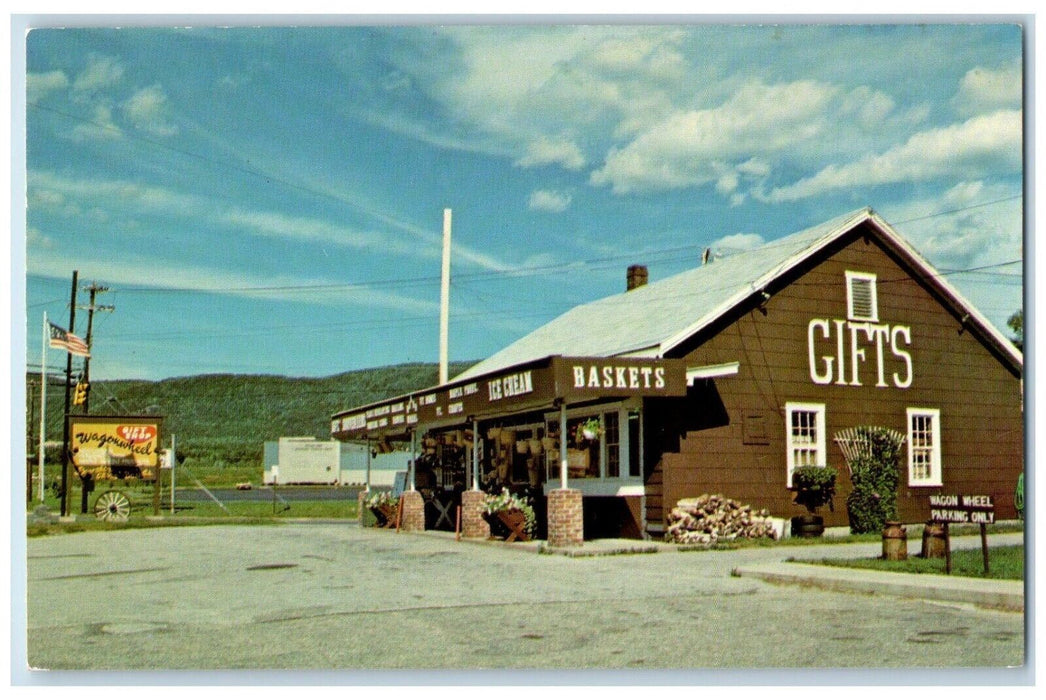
[928, 494, 995, 575]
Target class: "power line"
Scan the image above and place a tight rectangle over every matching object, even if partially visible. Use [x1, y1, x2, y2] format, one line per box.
[892, 195, 1023, 225]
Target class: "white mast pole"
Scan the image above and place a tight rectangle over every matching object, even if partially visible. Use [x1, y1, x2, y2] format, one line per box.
[170, 434, 176, 515]
[39, 312, 48, 502]
[439, 208, 452, 385]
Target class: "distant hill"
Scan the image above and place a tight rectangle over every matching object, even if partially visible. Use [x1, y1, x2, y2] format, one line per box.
[28, 361, 475, 467]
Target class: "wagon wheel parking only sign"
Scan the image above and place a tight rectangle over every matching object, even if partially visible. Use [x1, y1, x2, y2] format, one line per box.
[928, 494, 995, 574]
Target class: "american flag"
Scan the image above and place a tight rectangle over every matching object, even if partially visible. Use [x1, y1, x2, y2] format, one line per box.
[48, 321, 90, 357]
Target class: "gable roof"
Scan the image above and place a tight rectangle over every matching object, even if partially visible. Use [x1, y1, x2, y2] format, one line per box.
[455, 207, 1022, 382]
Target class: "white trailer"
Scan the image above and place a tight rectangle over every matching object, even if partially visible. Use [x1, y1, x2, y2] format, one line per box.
[263, 437, 409, 486]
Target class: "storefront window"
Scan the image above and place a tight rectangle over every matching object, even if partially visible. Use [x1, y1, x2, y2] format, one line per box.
[542, 405, 638, 482]
[605, 412, 620, 477]
[628, 410, 642, 477]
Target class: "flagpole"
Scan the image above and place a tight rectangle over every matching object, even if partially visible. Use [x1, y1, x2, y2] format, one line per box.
[39, 312, 48, 502]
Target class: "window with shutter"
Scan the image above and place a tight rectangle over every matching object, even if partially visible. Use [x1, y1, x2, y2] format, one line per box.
[846, 271, 878, 322]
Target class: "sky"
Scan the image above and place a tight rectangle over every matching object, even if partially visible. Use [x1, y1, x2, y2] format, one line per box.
[16, 21, 1025, 381]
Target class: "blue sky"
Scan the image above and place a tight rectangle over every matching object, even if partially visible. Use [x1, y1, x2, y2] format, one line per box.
[18, 22, 1024, 380]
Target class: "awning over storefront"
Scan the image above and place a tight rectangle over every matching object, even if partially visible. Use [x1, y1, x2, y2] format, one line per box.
[331, 355, 688, 441]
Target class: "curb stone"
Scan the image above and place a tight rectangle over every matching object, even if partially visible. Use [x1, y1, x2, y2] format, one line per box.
[734, 560, 1024, 611]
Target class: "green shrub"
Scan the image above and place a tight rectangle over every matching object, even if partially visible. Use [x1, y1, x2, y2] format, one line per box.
[845, 427, 904, 534]
[792, 466, 837, 513]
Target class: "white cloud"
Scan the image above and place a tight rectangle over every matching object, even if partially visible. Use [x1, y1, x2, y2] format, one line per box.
[27, 248, 439, 314]
[27, 227, 55, 250]
[72, 54, 124, 93]
[889, 181, 1022, 271]
[528, 189, 572, 213]
[884, 185, 1022, 332]
[715, 172, 739, 196]
[220, 208, 422, 257]
[27, 70, 69, 102]
[122, 84, 179, 137]
[764, 110, 1022, 202]
[839, 85, 897, 129]
[30, 171, 197, 211]
[515, 137, 586, 171]
[590, 79, 838, 194]
[713, 232, 765, 255]
[953, 63, 1022, 117]
[27, 171, 516, 274]
[395, 27, 687, 172]
[69, 103, 121, 141]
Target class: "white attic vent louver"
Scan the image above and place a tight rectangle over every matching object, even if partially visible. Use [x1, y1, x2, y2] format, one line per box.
[846, 271, 878, 322]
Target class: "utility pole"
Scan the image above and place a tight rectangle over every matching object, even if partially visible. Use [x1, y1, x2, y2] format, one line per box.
[78, 282, 114, 414]
[439, 208, 452, 385]
[59, 270, 78, 517]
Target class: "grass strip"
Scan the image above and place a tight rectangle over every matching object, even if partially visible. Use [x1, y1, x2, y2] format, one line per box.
[804, 544, 1024, 580]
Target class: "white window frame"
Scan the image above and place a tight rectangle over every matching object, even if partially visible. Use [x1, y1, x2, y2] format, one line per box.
[845, 271, 879, 322]
[907, 407, 942, 487]
[542, 401, 644, 496]
[785, 402, 826, 487]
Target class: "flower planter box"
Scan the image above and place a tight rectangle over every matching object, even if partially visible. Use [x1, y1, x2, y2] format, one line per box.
[371, 503, 399, 529]
[484, 508, 532, 543]
[494, 508, 531, 543]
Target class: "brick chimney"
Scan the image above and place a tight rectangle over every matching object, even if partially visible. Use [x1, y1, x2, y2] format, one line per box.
[626, 264, 648, 291]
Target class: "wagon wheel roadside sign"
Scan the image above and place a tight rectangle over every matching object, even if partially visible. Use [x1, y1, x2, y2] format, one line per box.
[66, 415, 163, 518]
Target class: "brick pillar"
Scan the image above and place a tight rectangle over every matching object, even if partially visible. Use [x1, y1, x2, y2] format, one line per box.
[459, 490, 490, 539]
[547, 488, 583, 548]
[399, 490, 425, 532]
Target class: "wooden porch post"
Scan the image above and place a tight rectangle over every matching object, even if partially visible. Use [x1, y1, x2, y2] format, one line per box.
[559, 401, 568, 489]
[472, 418, 480, 491]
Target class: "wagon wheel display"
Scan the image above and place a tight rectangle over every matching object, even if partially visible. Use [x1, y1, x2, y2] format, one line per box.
[94, 490, 131, 522]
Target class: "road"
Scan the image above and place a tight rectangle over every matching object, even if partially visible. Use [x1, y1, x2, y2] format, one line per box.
[24, 523, 1025, 676]
[173, 485, 363, 502]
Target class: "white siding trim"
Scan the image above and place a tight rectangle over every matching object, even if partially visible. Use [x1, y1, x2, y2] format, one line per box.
[686, 361, 740, 383]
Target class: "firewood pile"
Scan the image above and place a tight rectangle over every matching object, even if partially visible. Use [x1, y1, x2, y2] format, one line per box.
[665, 494, 778, 545]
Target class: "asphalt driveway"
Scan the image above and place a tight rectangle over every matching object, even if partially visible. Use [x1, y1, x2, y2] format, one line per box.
[22, 523, 1026, 678]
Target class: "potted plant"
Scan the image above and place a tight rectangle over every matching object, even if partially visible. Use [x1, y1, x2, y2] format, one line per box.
[790, 465, 837, 537]
[482, 488, 537, 542]
[364, 490, 400, 528]
[575, 417, 602, 443]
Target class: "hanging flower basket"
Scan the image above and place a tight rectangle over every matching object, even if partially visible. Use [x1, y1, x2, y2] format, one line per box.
[575, 417, 602, 443]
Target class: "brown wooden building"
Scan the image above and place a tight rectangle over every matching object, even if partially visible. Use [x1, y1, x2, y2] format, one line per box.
[332, 208, 1023, 538]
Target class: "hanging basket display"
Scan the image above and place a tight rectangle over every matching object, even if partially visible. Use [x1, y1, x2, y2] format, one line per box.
[575, 417, 602, 444]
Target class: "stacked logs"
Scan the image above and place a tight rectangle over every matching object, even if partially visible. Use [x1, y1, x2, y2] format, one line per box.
[665, 494, 778, 545]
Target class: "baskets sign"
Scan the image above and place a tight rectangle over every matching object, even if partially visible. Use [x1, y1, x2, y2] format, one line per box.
[332, 356, 687, 439]
[929, 494, 995, 524]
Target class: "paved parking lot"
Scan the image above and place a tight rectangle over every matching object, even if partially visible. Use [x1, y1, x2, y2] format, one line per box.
[23, 523, 1025, 677]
